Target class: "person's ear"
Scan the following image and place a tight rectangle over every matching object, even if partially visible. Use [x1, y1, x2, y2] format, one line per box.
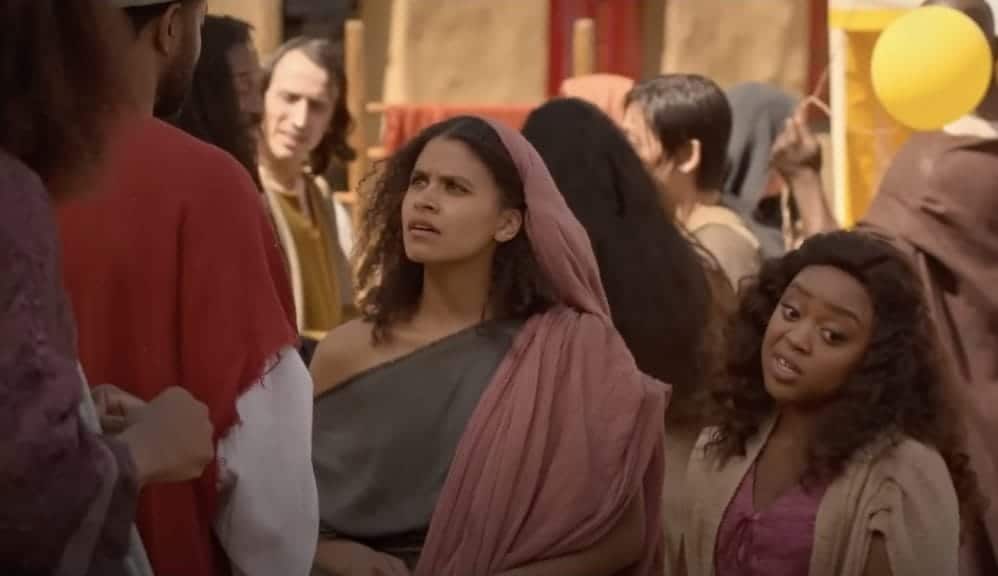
[676, 139, 702, 176]
[494, 208, 523, 243]
[152, 3, 185, 57]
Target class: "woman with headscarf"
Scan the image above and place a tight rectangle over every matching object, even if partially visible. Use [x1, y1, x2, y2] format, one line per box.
[310, 116, 666, 575]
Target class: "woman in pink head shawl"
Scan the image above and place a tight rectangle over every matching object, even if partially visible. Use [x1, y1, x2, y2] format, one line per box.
[310, 115, 667, 575]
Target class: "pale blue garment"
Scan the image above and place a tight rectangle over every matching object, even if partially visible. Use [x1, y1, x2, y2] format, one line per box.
[76, 367, 155, 576]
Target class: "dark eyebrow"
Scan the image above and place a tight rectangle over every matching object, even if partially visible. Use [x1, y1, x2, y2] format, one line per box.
[787, 281, 864, 325]
[439, 174, 473, 189]
[410, 169, 473, 190]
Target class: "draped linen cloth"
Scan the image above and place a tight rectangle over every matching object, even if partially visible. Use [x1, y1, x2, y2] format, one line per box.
[413, 120, 669, 575]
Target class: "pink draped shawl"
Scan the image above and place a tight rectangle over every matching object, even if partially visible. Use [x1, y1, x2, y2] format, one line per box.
[414, 120, 669, 575]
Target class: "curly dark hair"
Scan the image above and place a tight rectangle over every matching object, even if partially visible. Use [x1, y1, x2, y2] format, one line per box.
[261, 36, 355, 174]
[708, 230, 978, 517]
[355, 116, 555, 342]
[0, 0, 123, 199]
[522, 98, 712, 424]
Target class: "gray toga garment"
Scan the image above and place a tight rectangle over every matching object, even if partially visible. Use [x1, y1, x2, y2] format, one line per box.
[312, 320, 520, 569]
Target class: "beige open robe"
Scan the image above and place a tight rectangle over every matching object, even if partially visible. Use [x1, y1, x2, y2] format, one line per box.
[683, 416, 960, 576]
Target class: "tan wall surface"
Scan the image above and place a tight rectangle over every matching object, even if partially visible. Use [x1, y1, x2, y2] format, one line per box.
[662, 0, 811, 94]
[378, 0, 548, 104]
[209, 0, 283, 56]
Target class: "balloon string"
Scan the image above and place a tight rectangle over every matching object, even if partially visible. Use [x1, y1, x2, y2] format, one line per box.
[801, 62, 904, 137]
[801, 66, 832, 118]
[779, 58, 901, 238]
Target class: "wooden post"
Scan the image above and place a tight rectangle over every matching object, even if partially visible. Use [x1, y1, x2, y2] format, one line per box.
[572, 18, 596, 77]
[344, 19, 367, 202]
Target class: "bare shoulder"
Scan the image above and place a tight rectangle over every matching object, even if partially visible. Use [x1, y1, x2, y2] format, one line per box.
[310, 319, 378, 396]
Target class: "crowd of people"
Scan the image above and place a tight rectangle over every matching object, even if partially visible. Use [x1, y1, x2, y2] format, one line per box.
[2, 0, 996, 575]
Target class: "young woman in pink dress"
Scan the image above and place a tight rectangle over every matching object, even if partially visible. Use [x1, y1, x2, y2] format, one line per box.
[683, 231, 977, 576]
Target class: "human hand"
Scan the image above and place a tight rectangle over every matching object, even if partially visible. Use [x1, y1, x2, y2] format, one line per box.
[120, 387, 214, 485]
[93, 384, 145, 434]
[314, 540, 411, 576]
[770, 107, 822, 176]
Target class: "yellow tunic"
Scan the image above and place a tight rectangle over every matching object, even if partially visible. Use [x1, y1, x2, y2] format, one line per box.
[264, 173, 350, 335]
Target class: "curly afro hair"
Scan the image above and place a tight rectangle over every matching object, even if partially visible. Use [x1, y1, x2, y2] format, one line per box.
[708, 230, 978, 519]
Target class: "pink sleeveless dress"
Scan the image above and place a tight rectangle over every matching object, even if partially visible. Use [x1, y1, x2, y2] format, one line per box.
[715, 464, 827, 576]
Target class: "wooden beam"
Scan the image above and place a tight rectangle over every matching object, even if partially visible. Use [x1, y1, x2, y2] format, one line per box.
[343, 19, 368, 233]
[344, 19, 367, 195]
[572, 18, 596, 77]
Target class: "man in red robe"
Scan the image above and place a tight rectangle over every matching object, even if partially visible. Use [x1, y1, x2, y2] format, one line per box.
[59, 1, 318, 575]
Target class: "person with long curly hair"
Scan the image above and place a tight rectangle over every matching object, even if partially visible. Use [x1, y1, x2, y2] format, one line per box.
[259, 37, 357, 339]
[309, 116, 667, 575]
[682, 231, 975, 576]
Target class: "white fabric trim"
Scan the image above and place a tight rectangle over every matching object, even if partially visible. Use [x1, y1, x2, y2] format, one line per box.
[944, 115, 998, 139]
[215, 348, 318, 576]
[332, 198, 355, 261]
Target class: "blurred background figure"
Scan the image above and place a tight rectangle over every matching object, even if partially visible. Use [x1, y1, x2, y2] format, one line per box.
[523, 98, 717, 575]
[726, 82, 837, 258]
[174, 15, 263, 184]
[623, 74, 761, 291]
[862, 2, 998, 572]
[259, 37, 357, 345]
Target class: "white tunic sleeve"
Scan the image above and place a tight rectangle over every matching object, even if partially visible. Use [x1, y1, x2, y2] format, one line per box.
[214, 347, 318, 576]
[332, 197, 355, 259]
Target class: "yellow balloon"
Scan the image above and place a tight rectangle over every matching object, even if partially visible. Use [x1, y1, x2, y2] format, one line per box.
[872, 5, 993, 131]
